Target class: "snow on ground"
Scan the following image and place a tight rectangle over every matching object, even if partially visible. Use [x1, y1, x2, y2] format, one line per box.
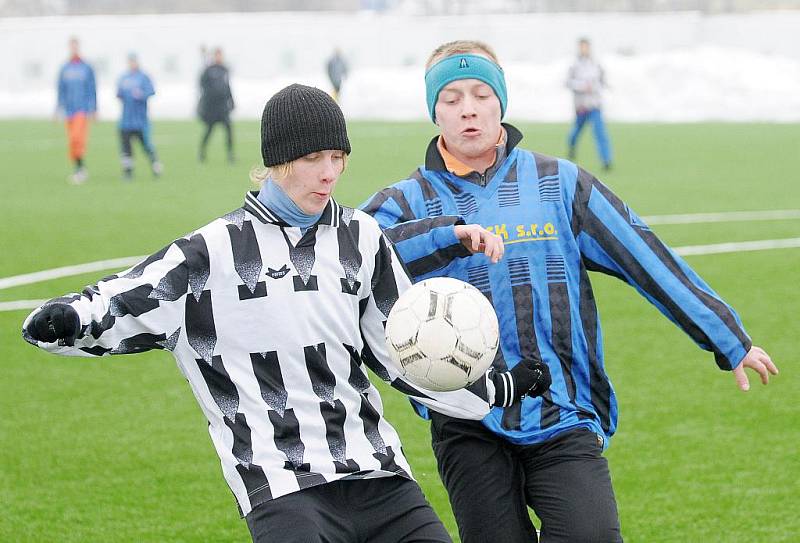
[1, 11, 798, 122]
[3, 45, 797, 123]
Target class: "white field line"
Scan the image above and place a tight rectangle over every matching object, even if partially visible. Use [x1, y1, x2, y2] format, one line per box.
[3, 204, 800, 292]
[0, 299, 48, 311]
[1, 238, 799, 312]
[642, 209, 800, 225]
[0, 256, 146, 290]
[1, 206, 799, 292]
[674, 237, 800, 256]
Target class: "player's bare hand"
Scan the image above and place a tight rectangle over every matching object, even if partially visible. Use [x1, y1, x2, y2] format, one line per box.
[732, 345, 778, 391]
[454, 224, 504, 263]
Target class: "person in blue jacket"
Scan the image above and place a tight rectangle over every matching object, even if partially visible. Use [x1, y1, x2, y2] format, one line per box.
[117, 53, 162, 180]
[57, 37, 96, 184]
[361, 40, 778, 543]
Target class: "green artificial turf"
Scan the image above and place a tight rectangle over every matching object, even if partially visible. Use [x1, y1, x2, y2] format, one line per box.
[1, 120, 798, 541]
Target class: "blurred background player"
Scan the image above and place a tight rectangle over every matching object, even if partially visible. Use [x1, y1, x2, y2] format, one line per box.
[56, 37, 96, 184]
[566, 37, 612, 171]
[198, 47, 235, 164]
[116, 53, 162, 181]
[326, 48, 349, 102]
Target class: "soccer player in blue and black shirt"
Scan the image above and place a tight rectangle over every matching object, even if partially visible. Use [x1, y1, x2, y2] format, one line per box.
[117, 53, 163, 180]
[361, 40, 779, 543]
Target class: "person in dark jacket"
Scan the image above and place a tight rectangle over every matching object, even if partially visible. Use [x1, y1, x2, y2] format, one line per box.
[326, 48, 349, 102]
[198, 47, 234, 163]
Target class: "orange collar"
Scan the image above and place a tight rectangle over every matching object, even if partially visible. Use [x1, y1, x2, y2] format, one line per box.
[437, 128, 506, 176]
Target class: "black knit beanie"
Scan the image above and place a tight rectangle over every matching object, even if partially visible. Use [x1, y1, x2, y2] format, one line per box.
[260, 84, 351, 167]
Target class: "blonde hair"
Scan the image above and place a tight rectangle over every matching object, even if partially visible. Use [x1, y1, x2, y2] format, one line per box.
[425, 40, 500, 70]
[249, 153, 349, 187]
[250, 162, 292, 186]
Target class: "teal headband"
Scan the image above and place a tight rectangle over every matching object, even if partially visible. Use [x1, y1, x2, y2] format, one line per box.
[425, 53, 508, 122]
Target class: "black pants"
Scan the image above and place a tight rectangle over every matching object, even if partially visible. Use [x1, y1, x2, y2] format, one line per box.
[245, 476, 452, 543]
[120, 129, 157, 169]
[199, 118, 233, 160]
[431, 413, 622, 543]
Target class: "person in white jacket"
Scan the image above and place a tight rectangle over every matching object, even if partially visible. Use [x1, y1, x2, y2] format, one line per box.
[566, 38, 613, 170]
[22, 84, 548, 543]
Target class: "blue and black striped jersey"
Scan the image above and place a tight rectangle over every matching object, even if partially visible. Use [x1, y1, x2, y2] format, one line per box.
[117, 69, 155, 131]
[361, 124, 751, 446]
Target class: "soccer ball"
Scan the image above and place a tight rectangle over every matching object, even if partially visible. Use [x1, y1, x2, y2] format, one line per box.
[385, 277, 499, 392]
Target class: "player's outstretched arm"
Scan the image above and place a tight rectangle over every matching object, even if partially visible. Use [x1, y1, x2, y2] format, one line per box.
[567, 165, 754, 372]
[21, 237, 195, 357]
[732, 346, 779, 391]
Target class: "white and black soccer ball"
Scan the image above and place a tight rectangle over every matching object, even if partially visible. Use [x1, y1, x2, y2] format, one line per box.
[385, 277, 499, 392]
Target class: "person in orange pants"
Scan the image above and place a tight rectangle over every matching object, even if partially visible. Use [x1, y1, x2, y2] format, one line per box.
[57, 38, 96, 184]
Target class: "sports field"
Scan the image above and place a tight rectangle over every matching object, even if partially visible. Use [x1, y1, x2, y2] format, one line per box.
[1, 120, 798, 542]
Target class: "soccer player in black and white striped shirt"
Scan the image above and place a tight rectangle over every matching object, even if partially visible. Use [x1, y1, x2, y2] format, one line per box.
[23, 84, 549, 542]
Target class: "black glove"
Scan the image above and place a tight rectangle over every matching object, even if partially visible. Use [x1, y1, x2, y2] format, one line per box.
[490, 359, 551, 407]
[26, 303, 81, 346]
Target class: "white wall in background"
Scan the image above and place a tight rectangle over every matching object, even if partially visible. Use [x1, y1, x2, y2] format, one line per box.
[0, 11, 798, 121]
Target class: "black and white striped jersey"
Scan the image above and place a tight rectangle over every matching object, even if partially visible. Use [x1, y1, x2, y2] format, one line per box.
[23, 192, 495, 516]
